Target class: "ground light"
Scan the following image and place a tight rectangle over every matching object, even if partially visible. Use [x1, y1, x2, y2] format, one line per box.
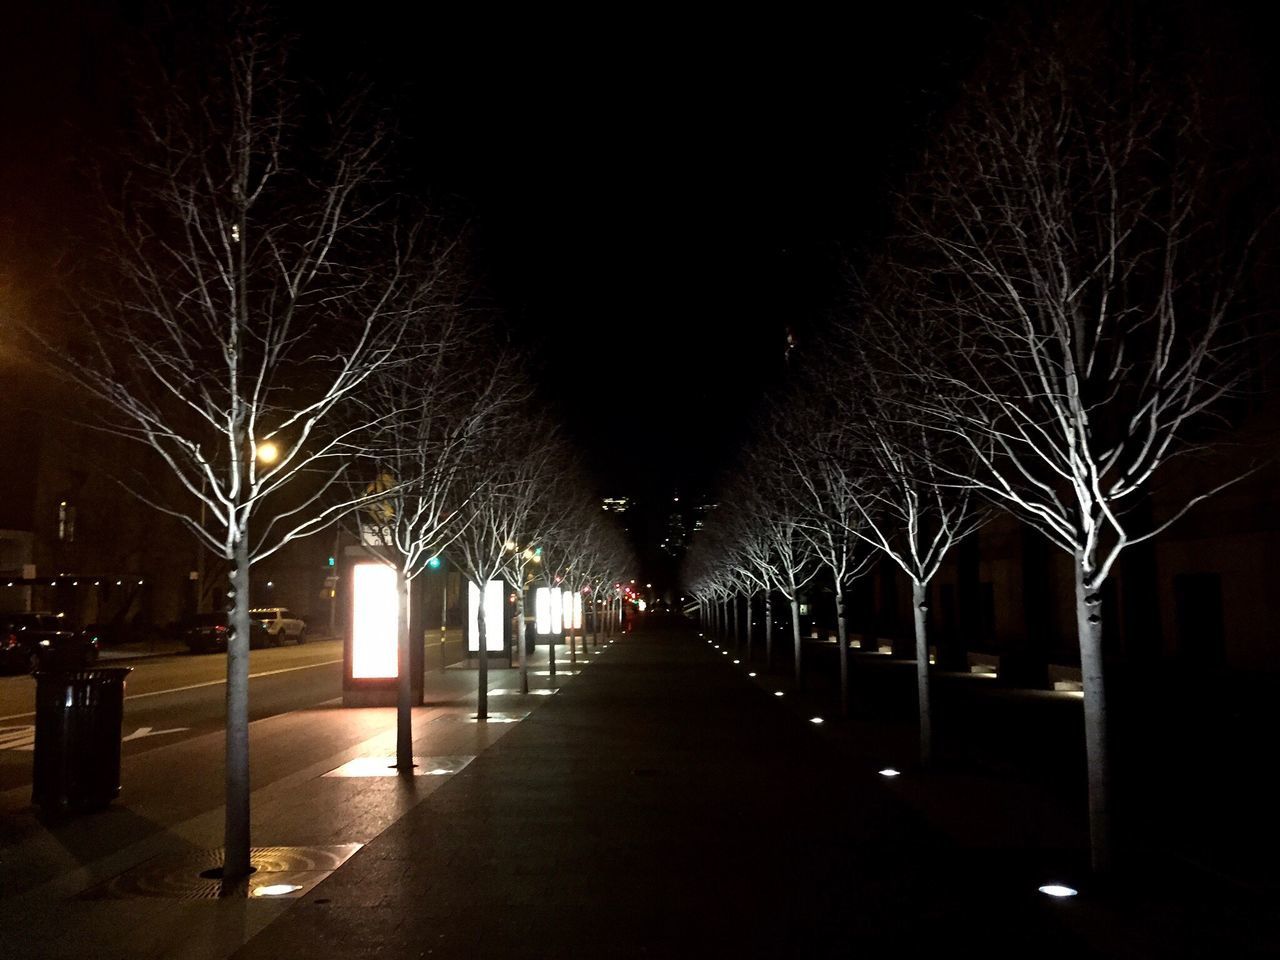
[810, 717, 824, 725]
[748, 672, 756, 677]
[1038, 884, 1078, 898]
[774, 691, 784, 697]
[254, 884, 302, 897]
[878, 768, 901, 778]
[732, 659, 740, 664]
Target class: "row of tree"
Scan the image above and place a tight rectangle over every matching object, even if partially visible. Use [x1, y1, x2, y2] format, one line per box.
[35, 17, 632, 882]
[684, 15, 1274, 875]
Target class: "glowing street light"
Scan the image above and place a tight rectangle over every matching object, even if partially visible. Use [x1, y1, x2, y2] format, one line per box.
[254, 441, 279, 464]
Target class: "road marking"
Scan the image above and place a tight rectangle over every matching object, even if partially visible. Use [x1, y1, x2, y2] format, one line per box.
[122, 725, 190, 742]
[0, 658, 343, 721]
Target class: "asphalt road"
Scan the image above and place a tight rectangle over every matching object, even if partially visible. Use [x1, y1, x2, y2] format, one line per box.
[0, 639, 343, 792]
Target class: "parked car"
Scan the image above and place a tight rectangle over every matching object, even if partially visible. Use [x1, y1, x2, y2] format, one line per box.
[249, 607, 308, 645]
[178, 613, 270, 654]
[1, 613, 100, 674]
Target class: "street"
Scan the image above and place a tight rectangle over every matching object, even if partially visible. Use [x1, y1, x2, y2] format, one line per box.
[0, 641, 344, 793]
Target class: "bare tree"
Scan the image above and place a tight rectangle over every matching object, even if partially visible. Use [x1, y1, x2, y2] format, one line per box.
[733, 449, 820, 683]
[50, 20, 433, 879]
[449, 417, 558, 718]
[905, 40, 1269, 869]
[827, 303, 982, 757]
[356, 320, 520, 770]
[776, 389, 879, 718]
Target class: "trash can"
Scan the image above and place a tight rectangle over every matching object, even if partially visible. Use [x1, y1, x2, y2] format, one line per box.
[32, 667, 133, 813]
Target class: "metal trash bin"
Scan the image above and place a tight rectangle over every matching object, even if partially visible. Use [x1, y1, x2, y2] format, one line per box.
[32, 667, 133, 813]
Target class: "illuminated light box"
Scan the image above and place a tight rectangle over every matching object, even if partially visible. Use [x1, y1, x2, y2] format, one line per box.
[352, 562, 397, 679]
[467, 580, 506, 653]
[561, 591, 583, 631]
[550, 587, 563, 635]
[535, 587, 553, 636]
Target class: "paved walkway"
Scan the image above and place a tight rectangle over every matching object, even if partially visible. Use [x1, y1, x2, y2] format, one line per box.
[5, 620, 1273, 958]
[232, 622, 1080, 959]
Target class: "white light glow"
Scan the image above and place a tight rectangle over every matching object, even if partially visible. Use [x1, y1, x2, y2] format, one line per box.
[1038, 884, 1078, 898]
[748, 672, 756, 677]
[253, 883, 303, 897]
[535, 587, 552, 635]
[561, 591, 583, 630]
[810, 717, 824, 724]
[732, 659, 740, 664]
[879, 768, 901, 778]
[468, 580, 506, 653]
[774, 691, 784, 697]
[550, 587, 563, 635]
[352, 562, 397, 679]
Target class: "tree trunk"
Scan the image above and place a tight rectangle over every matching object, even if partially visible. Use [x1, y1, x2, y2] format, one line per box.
[835, 571, 848, 717]
[1075, 555, 1111, 874]
[912, 579, 932, 765]
[395, 569, 413, 771]
[789, 591, 802, 684]
[547, 581, 556, 678]
[517, 581, 528, 695]
[731, 595, 739, 652]
[765, 594, 773, 669]
[223, 531, 252, 879]
[477, 587, 488, 720]
[745, 592, 753, 662]
[570, 599, 577, 666]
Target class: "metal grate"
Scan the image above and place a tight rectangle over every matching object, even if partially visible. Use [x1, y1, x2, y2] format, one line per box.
[82, 844, 362, 901]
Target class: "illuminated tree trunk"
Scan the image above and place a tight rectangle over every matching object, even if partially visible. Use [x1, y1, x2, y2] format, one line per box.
[396, 570, 413, 770]
[912, 579, 932, 765]
[731, 596, 739, 652]
[224, 530, 252, 879]
[476, 589, 489, 720]
[1075, 552, 1111, 873]
[764, 594, 773, 668]
[744, 592, 753, 662]
[835, 574, 849, 717]
[789, 588, 802, 684]
[517, 581, 529, 695]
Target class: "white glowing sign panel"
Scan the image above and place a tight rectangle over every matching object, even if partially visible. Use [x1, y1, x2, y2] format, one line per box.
[352, 562, 397, 679]
[561, 591, 583, 630]
[468, 580, 506, 653]
[550, 587, 563, 635]
[535, 587, 553, 636]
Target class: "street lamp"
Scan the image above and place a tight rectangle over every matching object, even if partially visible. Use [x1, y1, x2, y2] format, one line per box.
[254, 441, 279, 464]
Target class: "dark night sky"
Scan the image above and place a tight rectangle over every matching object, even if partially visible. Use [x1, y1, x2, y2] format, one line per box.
[4, 2, 1271, 585]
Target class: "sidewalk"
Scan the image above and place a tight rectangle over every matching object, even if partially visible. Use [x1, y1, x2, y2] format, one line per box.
[0, 643, 586, 959]
[4, 622, 1273, 958]
[231, 623, 1085, 959]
